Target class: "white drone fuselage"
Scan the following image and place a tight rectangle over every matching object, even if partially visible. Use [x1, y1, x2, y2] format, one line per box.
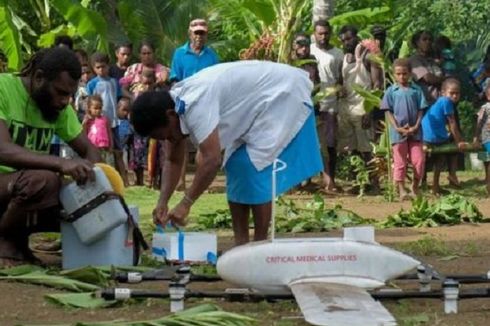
[217, 230, 420, 294]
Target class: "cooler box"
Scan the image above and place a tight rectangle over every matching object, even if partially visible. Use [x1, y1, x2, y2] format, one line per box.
[61, 205, 139, 269]
[152, 230, 217, 263]
[59, 166, 127, 244]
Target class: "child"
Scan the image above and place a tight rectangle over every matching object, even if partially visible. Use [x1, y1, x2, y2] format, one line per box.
[74, 64, 93, 122]
[473, 83, 490, 195]
[87, 52, 122, 166]
[381, 59, 428, 200]
[130, 66, 158, 97]
[116, 97, 133, 186]
[421, 78, 467, 195]
[433, 35, 457, 77]
[83, 95, 113, 162]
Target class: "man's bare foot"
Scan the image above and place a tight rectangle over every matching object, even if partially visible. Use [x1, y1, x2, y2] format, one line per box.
[0, 237, 31, 269]
[447, 175, 461, 188]
[399, 191, 410, 201]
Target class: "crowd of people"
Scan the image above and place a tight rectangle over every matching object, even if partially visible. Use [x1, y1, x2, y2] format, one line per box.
[55, 19, 219, 190]
[1, 16, 490, 265]
[292, 21, 490, 200]
[50, 19, 490, 202]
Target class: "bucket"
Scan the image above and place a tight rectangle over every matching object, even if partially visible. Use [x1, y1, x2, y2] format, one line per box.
[59, 166, 127, 244]
[152, 227, 217, 264]
[62, 205, 139, 269]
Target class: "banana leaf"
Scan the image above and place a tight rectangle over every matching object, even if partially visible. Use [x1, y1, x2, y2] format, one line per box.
[329, 7, 392, 29]
[351, 83, 383, 113]
[45, 292, 118, 309]
[21, 304, 256, 326]
[0, 2, 23, 70]
[0, 265, 99, 292]
[60, 266, 110, 287]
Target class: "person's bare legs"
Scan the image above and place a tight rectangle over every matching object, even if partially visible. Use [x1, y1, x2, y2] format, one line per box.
[176, 142, 188, 191]
[396, 181, 408, 201]
[251, 202, 272, 241]
[229, 201, 250, 246]
[447, 154, 460, 187]
[135, 167, 144, 186]
[411, 178, 420, 197]
[113, 150, 129, 187]
[432, 155, 444, 195]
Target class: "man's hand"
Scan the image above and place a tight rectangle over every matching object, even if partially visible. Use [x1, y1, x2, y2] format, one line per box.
[457, 141, 468, 151]
[167, 200, 191, 227]
[59, 158, 95, 185]
[153, 201, 169, 226]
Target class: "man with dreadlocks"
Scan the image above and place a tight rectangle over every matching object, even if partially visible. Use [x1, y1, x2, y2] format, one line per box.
[0, 47, 101, 267]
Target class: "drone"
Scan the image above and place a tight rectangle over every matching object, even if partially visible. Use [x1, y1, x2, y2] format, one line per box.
[100, 161, 490, 325]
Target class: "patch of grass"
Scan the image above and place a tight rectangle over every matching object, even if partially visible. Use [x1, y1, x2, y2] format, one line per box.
[460, 241, 482, 256]
[391, 300, 430, 326]
[124, 186, 228, 236]
[394, 236, 451, 257]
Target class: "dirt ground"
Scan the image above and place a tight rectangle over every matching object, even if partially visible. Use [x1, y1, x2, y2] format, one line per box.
[2, 175, 490, 326]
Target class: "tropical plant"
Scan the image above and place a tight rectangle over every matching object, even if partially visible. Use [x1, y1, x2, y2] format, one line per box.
[116, 0, 205, 62]
[381, 194, 485, 228]
[208, 0, 312, 63]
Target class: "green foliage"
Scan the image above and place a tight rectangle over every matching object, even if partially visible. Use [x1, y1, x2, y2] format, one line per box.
[351, 83, 383, 113]
[329, 6, 393, 32]
[45, 292, 118, 309]
[24, 304, 256, 326]
[457, 100, 478, 141]
[0, 3, 23, 70]
[275, 194, 371, 233]
[0, 265, 100, 292]
[50, 0, 109, 52]
[191, 194, 372, 233]
[349, 155, 371, 197]
[381, 194, 484, 228]
[60, 266, 110, 287]
[117, 0, 205, 62]
[196, 209, 233, 229]
[208, 0, 311, 63]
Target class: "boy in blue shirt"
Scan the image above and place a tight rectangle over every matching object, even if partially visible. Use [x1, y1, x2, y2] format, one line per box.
[381, 58, 427, 200]
[422, 78, 467, 194]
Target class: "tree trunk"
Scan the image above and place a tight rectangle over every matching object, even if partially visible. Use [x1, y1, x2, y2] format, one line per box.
[312, 0, 335, 22]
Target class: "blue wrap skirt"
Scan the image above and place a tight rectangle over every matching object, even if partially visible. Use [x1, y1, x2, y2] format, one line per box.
[224, 109, 323, 204]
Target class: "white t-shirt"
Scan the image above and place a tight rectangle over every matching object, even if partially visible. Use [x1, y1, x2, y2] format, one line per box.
[341, 45, 373, 116]
[169, 61, 313, 171]
[310, 43, 343, 111]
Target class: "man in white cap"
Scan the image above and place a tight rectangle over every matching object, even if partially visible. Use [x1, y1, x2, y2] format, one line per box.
[170, 18, 219, 83]
[170, 18, 220, 190]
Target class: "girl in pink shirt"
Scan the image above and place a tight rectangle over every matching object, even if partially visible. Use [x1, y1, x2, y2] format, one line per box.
[83, 95, 113, 154]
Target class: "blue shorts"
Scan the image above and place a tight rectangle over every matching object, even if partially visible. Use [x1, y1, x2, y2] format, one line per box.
[224, 110, 323, 204]
[484, 142, 490, 153]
